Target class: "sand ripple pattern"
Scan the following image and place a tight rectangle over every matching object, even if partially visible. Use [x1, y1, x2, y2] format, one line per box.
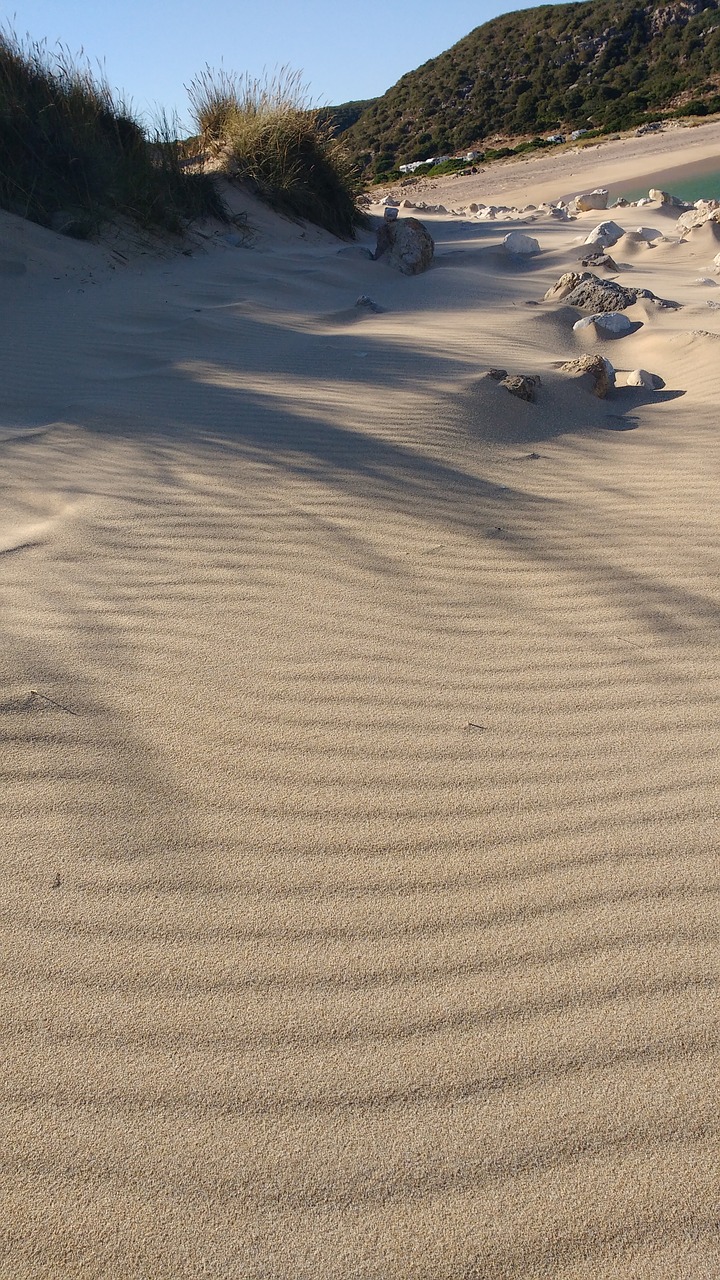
[1, 218, 719, 1280]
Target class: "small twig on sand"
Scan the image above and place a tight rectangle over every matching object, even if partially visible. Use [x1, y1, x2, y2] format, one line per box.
[29, 689, 79, 715]
[467, 722, 486, 731]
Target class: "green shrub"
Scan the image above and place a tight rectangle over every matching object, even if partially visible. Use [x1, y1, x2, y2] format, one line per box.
[0, 29, 226, 233]
[187, 66, 362, 237]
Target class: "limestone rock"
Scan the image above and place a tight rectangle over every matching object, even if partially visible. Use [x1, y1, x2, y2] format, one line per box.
[676, 204, 720, 233]
[574, 188, 609, 211]
[583, 220, 624, 249]
[559, 354, 615, 398]
[573, 311, 634, 336]
[373, 217, 434, 275]
[649, 189, 689, 207]
[502, 231, 540, 255]
[500, 374, 540, 401]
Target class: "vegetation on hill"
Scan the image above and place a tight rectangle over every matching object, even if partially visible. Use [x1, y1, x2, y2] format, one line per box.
[344, 0, 720, 176]
[187, 66, 363, 238]
[0, 30, 226, 235]
[316, 99, 378, 136]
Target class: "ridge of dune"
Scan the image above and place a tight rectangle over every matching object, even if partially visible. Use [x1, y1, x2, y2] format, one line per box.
[1, 140, 719, 1280]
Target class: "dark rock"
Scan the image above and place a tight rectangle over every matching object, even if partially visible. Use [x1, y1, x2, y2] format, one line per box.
[500, 374, 540, 402]
[564, 274, 638, 312]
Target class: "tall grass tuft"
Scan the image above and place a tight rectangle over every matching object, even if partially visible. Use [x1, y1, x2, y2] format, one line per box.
[187, 66, 361, 238]
[0, 29, 227, 235]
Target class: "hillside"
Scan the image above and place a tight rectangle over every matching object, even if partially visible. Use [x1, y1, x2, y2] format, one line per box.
[345, 0, 720, 175]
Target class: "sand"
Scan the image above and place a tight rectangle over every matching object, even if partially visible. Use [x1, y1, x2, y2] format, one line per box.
[2, 130, 719, 1280]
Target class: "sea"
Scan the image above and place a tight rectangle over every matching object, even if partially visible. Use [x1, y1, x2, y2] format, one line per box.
[611, 156, 720, 205]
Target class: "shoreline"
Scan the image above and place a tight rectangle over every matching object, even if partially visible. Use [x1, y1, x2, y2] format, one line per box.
[378, 117, 720, 209]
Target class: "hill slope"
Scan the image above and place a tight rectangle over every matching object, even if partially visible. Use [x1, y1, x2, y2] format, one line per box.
[346, 0, 720, 173]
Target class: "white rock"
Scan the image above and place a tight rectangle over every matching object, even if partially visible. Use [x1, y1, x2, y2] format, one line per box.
[626, 368, 656, 387]
[503, 231, 541, 255]
[692, 277, 717, 286]
[575, 188, 609, 211]
[584, 220, 624, 248]
[677, 207, 713, 232]
[573, 311, 634, 335]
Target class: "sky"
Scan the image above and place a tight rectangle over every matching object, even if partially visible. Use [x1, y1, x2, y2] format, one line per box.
[6, 0, 564, 133]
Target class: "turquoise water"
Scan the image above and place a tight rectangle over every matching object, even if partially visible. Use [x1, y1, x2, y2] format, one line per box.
[613, 167, 720, 205]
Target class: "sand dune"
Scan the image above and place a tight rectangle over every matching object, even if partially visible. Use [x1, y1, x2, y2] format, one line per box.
[2, 145, 719, 1280]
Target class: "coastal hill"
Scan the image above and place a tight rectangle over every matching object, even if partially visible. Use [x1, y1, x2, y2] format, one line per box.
[341, 0, 720, 175]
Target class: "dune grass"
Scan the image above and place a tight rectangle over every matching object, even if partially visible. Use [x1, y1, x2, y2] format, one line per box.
[187, 66, 362, 238]
[0, 29, 227, 236]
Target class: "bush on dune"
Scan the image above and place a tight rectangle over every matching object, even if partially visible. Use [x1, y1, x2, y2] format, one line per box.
[0, 29, 226, 235]
[187, 66, 362, 238]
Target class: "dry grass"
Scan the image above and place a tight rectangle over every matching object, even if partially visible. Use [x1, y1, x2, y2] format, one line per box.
[187, 65, 362, 238]
[0, 29, 227, 235]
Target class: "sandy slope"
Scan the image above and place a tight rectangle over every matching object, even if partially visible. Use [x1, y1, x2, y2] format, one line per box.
[1, 151, 719, 1280]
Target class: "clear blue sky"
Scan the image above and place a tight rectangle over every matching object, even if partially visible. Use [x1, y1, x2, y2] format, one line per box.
[7, 0, 562, 132]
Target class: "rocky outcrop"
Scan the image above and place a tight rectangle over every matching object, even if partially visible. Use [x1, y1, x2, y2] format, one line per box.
[373, 217, 434, 274]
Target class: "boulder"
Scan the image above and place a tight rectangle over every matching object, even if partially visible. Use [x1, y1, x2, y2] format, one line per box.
[575, 188, 609, 211]
[502, 230, 541, 255]
[564, 275, 638, 312]
[559, 354, 615, 398]
[500, 374, 540, 402]
[384, 206, 399, 221]
[373, 217, 434, 275]
[583, 220, 624, 248]
[573, 311, 634, 336]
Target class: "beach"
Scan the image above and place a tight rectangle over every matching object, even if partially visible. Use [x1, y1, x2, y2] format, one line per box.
[2, 129, 719, 1279]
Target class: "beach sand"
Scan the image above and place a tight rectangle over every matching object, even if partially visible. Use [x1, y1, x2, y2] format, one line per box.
[1, 130, 719, 1279]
